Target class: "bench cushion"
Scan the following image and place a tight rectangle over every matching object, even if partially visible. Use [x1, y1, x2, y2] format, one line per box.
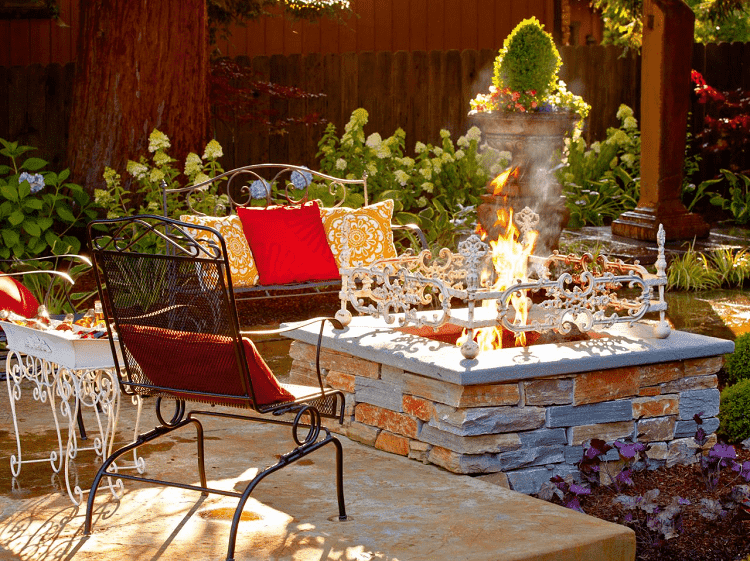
[180, 215, 259, 288]
[319, 199, 399, 267]
[237, 201, 339, 285]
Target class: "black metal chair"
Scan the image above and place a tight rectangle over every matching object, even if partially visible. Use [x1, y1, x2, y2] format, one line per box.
[84, 215, 347, 561]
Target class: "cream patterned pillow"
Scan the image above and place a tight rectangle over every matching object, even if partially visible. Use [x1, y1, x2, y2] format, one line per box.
[180, 215, 259, 287]
[319, 199, 398, 267]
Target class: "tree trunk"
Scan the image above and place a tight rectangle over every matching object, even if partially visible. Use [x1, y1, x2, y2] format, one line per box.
[67, 0, 209, 194]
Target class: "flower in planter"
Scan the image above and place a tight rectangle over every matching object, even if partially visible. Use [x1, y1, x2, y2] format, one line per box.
[469, 17, 590, 122]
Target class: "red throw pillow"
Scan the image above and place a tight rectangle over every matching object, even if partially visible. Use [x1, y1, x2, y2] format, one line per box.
[0, 275, 40, 318]
[119, 324, 294, 406]
[237, 201, 339, 285]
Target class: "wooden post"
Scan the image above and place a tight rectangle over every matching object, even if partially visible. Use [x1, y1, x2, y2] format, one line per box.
[611, 0, 710, 241]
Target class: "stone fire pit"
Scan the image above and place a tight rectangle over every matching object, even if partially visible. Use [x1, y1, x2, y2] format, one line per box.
[285, 219, 734, 494]
[285, 315, 732, 494]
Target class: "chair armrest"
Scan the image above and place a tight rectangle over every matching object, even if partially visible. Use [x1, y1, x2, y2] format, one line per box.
[391, 223, 429, 253]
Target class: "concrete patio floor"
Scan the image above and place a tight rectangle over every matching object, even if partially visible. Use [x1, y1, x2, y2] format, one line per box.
[0, 391, 635, 561]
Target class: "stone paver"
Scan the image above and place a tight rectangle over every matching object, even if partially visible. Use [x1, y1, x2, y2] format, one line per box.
[0, 391, 635, 561]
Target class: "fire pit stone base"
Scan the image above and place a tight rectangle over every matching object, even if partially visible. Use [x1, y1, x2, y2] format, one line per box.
[286, 318, 731, 495]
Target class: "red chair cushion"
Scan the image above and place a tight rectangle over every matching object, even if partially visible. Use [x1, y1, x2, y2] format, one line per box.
[119, 324, 294, 406]
[237, 201, 339, 285]
[0, 275, 40, 318]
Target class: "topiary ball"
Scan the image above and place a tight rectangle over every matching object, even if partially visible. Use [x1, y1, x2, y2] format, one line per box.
[726, 332, 750, 386]
[719, 378, 750, 443]
[493, 17, 561, 98]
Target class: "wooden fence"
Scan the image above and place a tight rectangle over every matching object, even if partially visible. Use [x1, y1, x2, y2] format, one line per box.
[1, 42, 749, 184]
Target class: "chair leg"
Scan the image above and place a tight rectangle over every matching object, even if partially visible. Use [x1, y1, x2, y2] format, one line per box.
[224, 434, 347, 561]
[84, 422, 191, 535]
[193, 417, 208, 494]
[332, 436, 347, 521]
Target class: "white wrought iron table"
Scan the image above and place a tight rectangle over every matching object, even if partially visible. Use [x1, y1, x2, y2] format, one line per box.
[2, 321, 144, 504]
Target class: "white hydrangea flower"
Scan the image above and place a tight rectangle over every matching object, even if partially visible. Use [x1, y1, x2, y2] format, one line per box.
[441, 152, 453, 163]
[623, 116, 638, 130]
[193, 172, 210, 186]
[455, 150, 465, 160]
[399, 157, 415, 168]
[616, 104, 634, 120]
[419, 167, 432, 180]
[433, 147, 443, 157]
[352, 108, 369, 127]
[148, 129, 170, 153]
[367, 162, 378, 176]
[415, 142, 427, 154]
[335, 158, 347, 171]
[376, 145, 391, 159]
[431, 160, 442, 172]
[394, 170, 410, 186]
[184, 152, 202, 176]
[149, 168, 165, 183]
[153, 150, 171, 166]
[466, 126, 481, 142]
[439, 129, 451, 139]
[621, 153, 636, 166]
[203, 139, 223, 160]
[421, 182, 434, 193]
[607, 130, 630, 145]
[366, 132, 382, 148]
[126, 161, 148, 180]
[457, 136, 469, 148]
[591, 141, 602, 153]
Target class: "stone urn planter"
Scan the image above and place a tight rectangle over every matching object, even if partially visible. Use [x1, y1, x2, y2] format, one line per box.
[470, 110, 576, 256]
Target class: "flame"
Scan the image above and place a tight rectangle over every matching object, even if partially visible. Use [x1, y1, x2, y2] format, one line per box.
[490, 166, 519, 196]
[457, 172, 537, 352]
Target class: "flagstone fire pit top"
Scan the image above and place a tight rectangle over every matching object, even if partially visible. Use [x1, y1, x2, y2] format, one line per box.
[284, 314, 735, 387]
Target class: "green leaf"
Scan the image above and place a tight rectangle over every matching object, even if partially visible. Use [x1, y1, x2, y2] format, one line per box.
[20, 157, 47, 172]
[58, 168, 70, 183]
[17, 177, 31, 198]
[44, 230, 62, 250]
[0, 165, 10, 175]
[21, 197, 44, 211]
[36, 216, 54, 231]
[22, 219, 41, 237]
[8, 209, 25, 226]
[418, 207, 435, 220]
[1, 183, 18, 202]
[26, 236, 46, 254]
[60, 235, 81, 254]
[55, 204, 76, 223]
[1, 228, 20, 247]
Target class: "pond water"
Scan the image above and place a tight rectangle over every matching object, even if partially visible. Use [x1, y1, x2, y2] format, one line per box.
[667, 289, 750, 340]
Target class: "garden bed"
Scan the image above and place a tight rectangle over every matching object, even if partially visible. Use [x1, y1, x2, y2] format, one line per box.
[565, 446, 750, 561]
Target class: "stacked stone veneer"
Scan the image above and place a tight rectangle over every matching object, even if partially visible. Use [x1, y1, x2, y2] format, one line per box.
[288, 341, 723, 495]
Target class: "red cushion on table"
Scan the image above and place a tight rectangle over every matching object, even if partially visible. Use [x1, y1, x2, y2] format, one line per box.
[0, 275, 40, 318]
[237, 201, 339, 285]
[119, 324, 294, 406]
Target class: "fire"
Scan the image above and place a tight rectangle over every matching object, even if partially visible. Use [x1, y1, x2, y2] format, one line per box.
[490, 166, 519, 196]
[458, 170, 537, 351]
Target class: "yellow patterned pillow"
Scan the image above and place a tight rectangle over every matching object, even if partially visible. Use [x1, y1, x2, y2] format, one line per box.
[319, 199, 398, 267]
[180, 215, 259, 287]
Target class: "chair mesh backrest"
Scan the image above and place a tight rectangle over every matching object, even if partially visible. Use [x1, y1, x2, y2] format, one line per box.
[91, 217, 255, 405]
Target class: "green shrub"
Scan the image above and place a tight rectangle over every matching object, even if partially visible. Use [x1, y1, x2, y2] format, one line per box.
[557, 104, 640, 228]
[317, 108, 505, 250]
[726, 332, 750, 386]
[0, 139, 97, 260]
[719, 377, 750, 443]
